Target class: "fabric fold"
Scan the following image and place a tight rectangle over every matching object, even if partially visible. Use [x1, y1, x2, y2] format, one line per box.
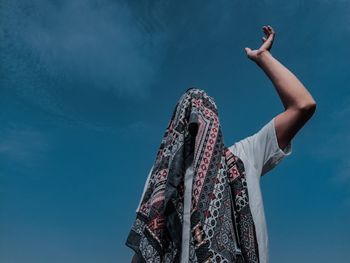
[126, 87, 260, 263]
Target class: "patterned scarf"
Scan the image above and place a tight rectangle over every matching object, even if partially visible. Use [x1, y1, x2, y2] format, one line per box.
[126, 88, 259, 263]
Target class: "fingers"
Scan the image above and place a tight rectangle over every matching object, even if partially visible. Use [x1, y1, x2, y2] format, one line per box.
[263, 25, 275, 38]
[263, 25, 275, 34]
[260, 25, 275, 51]
[262, 25, 275, 44]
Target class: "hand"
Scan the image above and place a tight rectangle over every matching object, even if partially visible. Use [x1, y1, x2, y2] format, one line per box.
[244, 25, 275, 62]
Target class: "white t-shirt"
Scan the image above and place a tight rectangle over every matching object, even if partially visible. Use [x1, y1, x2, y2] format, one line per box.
[136, 116, 292, 263]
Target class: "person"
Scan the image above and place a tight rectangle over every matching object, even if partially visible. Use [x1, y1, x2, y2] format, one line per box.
[129, 25, 316, 263]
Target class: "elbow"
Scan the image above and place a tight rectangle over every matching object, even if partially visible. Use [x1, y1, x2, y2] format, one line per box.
[300, 100, 316, 110]
[295, 100, 317, 117]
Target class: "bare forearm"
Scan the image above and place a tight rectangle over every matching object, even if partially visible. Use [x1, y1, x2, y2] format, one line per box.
[244, 25, 316, 149]
[255, 50, 316, 110]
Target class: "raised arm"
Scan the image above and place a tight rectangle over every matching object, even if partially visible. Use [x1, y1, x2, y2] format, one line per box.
[244, 25, 317, 150]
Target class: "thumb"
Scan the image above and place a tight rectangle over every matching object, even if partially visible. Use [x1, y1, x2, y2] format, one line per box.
[244, 47, 252, 54]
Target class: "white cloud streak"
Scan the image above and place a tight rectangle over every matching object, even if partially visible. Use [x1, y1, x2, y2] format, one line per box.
[1, 0, 170, 105]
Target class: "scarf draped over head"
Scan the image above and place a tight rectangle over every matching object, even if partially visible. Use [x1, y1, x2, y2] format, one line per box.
[126, 88, 260, 263]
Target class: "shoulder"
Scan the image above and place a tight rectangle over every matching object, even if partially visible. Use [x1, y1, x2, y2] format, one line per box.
[228, 117, 292, 177]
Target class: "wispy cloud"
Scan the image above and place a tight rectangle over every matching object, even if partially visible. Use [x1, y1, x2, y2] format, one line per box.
[0, 0, 170, 118]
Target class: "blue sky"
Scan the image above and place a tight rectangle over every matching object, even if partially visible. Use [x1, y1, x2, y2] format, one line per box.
[1, 0, 349, 262]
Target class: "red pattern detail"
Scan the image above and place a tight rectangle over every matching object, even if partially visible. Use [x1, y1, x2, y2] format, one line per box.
[204, 210, 211, 218]
[192, 105, 220, 210]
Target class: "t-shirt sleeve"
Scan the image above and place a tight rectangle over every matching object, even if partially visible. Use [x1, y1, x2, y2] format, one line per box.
[135, 165, 154, 212]
[234, 116, 292, 177]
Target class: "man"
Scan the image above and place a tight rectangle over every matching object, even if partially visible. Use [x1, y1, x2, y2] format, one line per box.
[130, 25, 316, 263]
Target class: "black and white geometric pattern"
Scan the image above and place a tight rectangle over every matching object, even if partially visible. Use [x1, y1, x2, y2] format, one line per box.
[126, 88, 259, 262]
